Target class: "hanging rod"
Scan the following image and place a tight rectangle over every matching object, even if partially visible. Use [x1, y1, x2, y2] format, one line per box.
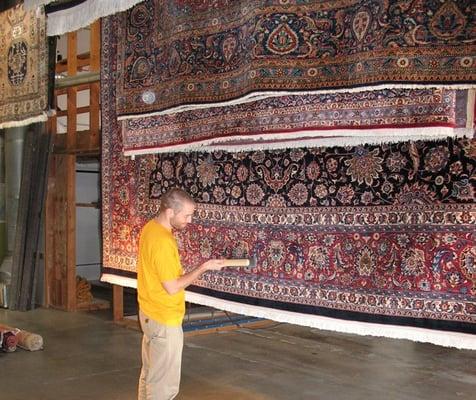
[54, 72, 99, 89]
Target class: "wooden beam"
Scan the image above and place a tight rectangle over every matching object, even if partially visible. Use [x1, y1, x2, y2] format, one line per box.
[184, 319, 275, 338]
[113, 285, 124, 322]
[65, 154, 76, 311]
[55, 52, 91, 73]
[56, 82, 94, 95]
[65, 31, 77, 311]
[53, 130, 100, 155]
[67, 31, 77, 76]
[76, 202, 99, 208]
[89, 82, 100, 149]
[66, 31, 77, 152]
[90, 21, 100, 71]
[66, 86, 77, 150]
[56, 105, 90, 117]
[44, 149, 55, 308]
[47, 154, 77, 311]
[89, 20, 101, 150]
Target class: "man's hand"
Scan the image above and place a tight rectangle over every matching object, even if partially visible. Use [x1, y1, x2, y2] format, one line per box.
[201, 259, 227, 272]
[162, 259, 227, 295]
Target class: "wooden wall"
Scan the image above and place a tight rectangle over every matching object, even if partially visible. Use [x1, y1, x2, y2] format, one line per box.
[44, 21, 101, 311]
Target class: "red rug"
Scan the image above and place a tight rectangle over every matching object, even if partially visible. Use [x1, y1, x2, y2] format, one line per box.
[102, 13, 475, 154]
[102, 43, 476, 337]
[102, 12, 476, 348]
[121, 88, 472, 155]
[112, 0, 476, 117]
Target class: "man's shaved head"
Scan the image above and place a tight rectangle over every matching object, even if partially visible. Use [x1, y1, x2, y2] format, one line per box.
[159, 188, 195, 213]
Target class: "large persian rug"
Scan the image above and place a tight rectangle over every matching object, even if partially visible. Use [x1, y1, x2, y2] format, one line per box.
[113, 0, 476, 118]
[102, 25, 476, 347]
[102, 13, 475, 154]
[0, 3, 48, 129]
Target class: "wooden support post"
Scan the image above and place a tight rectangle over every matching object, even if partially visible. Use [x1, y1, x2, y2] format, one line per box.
[46, 154, 76, 311]
[113, 284, 124, 322]
[63, 30, 77, 311]
[65, 154, 76, 311]
[44, 136, 55, 308]
[66, 31, 77, 152]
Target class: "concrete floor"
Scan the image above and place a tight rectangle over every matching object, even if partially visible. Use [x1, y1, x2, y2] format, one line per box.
[0, 308, 475, 400]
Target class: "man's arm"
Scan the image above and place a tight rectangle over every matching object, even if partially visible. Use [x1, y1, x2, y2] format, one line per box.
[161, 259, 225, 295]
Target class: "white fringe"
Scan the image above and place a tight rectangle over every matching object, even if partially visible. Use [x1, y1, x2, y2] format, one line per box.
[46, 0, 145, 36]
[100, 273, 476, 350]
[467, 89, 475, 129]
[119, 84, 476, 120]
[0, 113, 48, 129]
[101, 273, 137, 288]
[123, 127, 473, 156]
[185, 291, 476, 351]
[23, 0, 54, 10]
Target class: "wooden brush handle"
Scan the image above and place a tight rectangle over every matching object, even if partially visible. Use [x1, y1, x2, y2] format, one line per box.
[223, 258, 251, 267]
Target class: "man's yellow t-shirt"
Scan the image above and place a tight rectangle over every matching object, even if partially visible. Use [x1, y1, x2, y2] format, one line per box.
[137, 219, 185, 326]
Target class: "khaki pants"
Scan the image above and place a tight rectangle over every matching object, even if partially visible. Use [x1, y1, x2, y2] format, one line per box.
[138, 310, 184, 400]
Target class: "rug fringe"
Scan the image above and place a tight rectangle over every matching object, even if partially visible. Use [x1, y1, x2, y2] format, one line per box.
[467, 89, 475, 129]
[118, 84, 476, 120]
[46, 0, 144, 36]
[0, 113, 48, 129]
[123, 127, 473, 156]
[23, 0, 53, 10]
[100, 273, 476, 350]
[101, 273, 137, 288]
[184, 291, 476, 351]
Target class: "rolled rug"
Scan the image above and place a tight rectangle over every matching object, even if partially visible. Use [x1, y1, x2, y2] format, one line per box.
[0, 329, 18, 352]
[16, 329, 43, 351]
[0, 324, 43, 351]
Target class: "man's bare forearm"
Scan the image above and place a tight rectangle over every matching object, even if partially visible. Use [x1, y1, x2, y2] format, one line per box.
[162, 259, 225, 295]
[162, 265, 206, 295]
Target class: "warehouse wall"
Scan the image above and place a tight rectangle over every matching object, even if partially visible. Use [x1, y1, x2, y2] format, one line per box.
[76, 161, 101, 281]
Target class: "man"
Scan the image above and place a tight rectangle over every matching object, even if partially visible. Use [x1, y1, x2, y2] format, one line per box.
[137, 188, 225, 400]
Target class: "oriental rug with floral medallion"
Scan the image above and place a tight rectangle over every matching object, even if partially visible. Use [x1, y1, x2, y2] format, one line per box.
[102, 67, 476, 345]
[113, 0, 476, 118]
[0, 3, 48, 128]
[101, 5, 476, 154]
[102, 12, 476, 348]
[121, 88, 474, 155]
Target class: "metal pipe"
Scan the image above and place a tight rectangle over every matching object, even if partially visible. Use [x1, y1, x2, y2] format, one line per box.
[184, 310, 229, 322]
[4, 127, 26, 253]
[0, 127, 26, 307]
[55, 72, 99, 89]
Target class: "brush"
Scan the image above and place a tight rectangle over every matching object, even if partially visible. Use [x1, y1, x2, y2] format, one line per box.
[223, 255, 257, 268]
